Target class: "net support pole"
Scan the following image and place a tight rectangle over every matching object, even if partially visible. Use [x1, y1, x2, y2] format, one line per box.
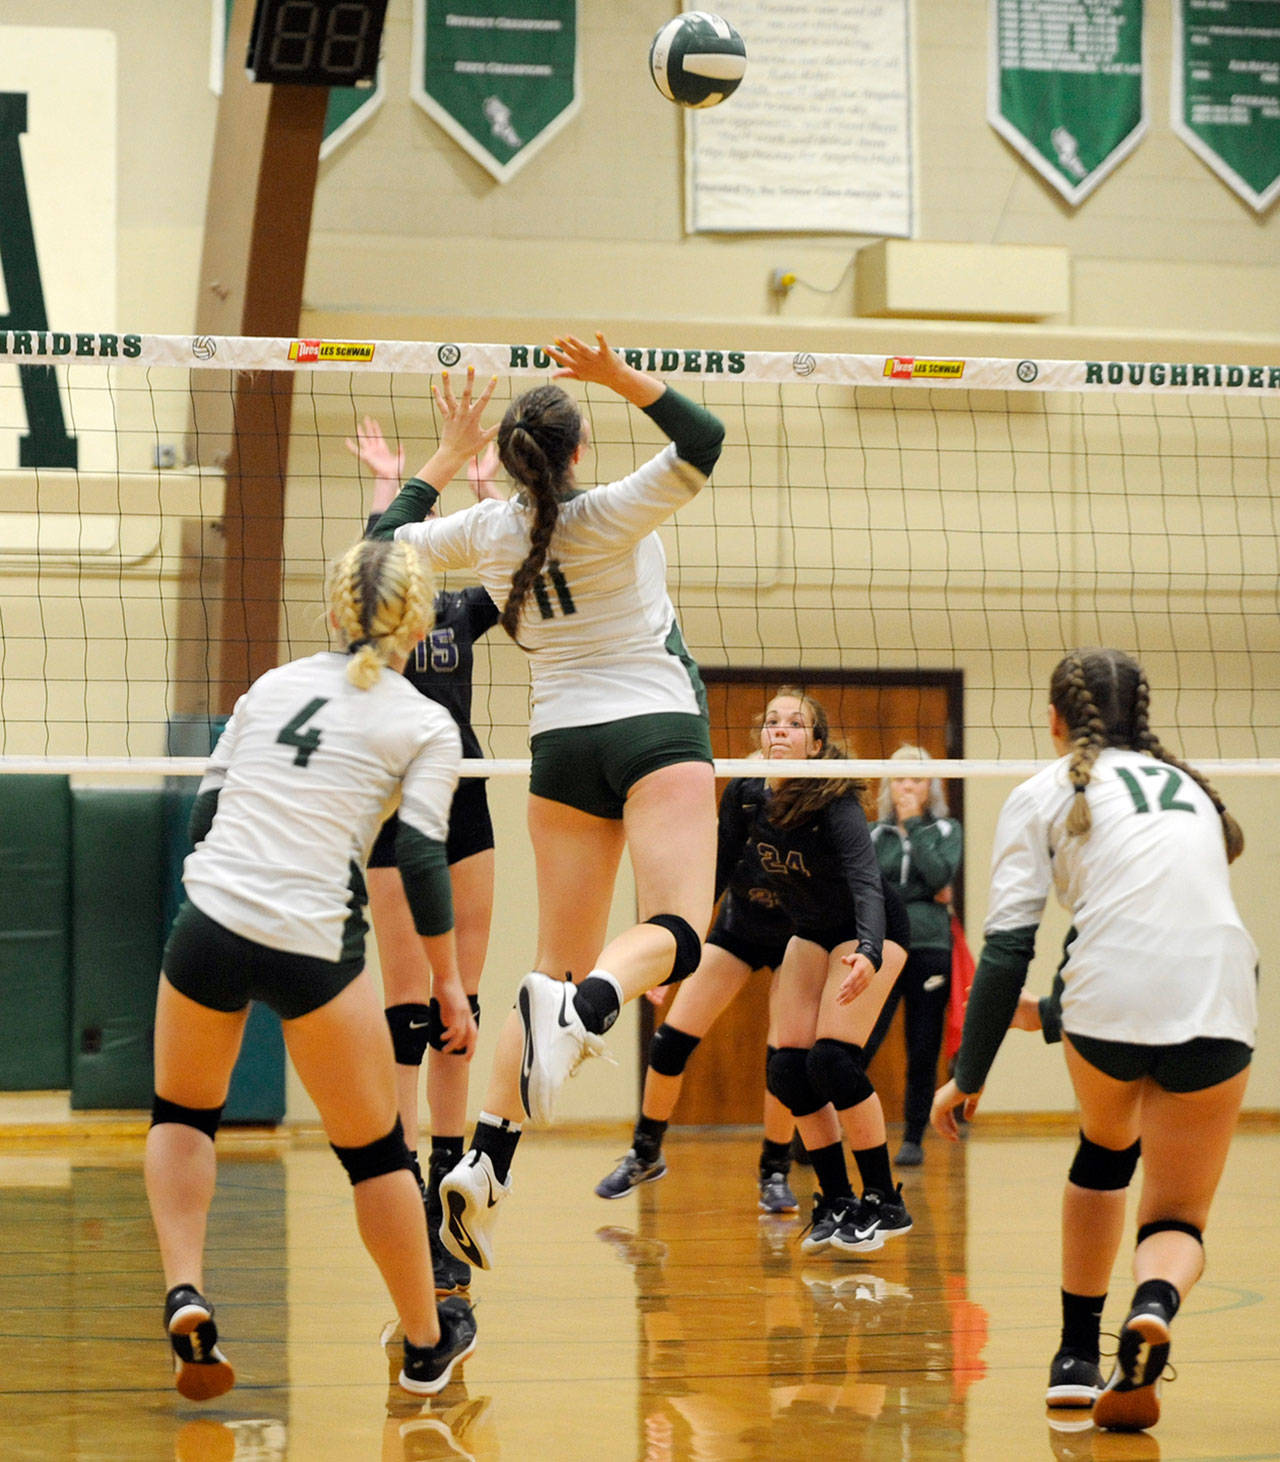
[193, 0, 328, 710]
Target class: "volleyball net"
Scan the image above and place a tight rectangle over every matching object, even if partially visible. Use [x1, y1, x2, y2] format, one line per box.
[2, 331, 1279, 781]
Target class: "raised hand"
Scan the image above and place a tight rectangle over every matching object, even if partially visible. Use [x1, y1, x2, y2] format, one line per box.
[433, 366, 500, 461]
[345, 415, 404, 483]
[467, 441, 505, 502]
[546, 331, 663, 408]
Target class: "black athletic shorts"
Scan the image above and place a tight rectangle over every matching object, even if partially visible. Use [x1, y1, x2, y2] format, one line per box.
[706, 891, 791, 972]
[368, 775, 494, 869]
[1066, 1031, 1253, 1093]
[793, 877, 911, 957]
[163, 901, 363, 1021]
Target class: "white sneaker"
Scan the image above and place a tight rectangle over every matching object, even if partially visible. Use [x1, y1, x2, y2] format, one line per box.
[438, 1151, 510, 1272]
[517, 972, 610, 1125]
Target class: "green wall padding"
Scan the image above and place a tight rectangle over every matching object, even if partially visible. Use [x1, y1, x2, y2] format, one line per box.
[69, 789, 166, 1110]
[0, 775, 72, 1088]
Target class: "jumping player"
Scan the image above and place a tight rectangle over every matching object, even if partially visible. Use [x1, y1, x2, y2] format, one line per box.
[369, 337, 724, 1271]
[348, 417, 502, 1295]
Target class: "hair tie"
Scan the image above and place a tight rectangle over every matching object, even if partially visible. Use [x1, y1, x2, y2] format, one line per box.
[512, 418, 532, 433]
[347, 636, 374, 654]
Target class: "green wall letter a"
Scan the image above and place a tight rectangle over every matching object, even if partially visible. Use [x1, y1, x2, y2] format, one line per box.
[0, 93, 77, 468]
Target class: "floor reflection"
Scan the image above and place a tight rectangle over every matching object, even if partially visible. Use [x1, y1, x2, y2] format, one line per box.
[0, 1125, 1273, 1459]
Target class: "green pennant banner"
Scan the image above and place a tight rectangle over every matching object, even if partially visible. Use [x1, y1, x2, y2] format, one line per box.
[989, 0, 1147, 205]
[410, 0, 579, 183]
[213, 0, 384, 159]
[1173, 0, 1280, 212]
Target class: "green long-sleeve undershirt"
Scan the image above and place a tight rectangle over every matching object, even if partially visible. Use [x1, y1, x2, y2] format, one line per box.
[951, 925, 1039, 1094]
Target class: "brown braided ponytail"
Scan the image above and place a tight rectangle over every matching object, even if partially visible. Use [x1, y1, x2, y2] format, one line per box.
[1129, 665, 1245, 862]
[1049, 648, 1243, 861]
[496, 384, 582, 644]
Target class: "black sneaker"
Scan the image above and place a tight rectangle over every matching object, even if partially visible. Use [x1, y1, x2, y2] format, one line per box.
[1093, 1300, 1172, 1431]
[164, 1285, 235, 1401]
[1045, 1346, 1103, 1407]
[798, 1192, 856, 1254]
[594, 1149, 667, 1199]
[857, 1183, 914, 1241]
[827, 1201, 885, 1255]
[399, 1296, 478, 1396]
[758, 1168, 799, 1214]
[427, 1152, 471, 1294]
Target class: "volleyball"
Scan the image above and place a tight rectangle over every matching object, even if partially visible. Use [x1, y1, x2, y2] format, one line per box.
[649, 12, 747, 109]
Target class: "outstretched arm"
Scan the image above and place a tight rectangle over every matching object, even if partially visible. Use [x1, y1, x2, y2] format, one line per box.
[547, 331, 664, 407]
[345, 415, 405, 514]
[548, 331, 724, 478]
[370, 368, 499, 539]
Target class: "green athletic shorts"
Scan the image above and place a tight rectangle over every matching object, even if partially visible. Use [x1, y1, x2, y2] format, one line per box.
[1066, 1031, 1253, 1093]
[529, 712, 713, 820]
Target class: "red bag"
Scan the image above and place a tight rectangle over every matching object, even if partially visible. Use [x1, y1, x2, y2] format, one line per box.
[944, 912, 976, 1060]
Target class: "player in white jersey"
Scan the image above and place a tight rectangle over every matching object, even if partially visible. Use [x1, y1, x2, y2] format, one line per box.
[369, 337, 724, 1270]
[347, 418, 505, 1297]
[144, 538, 480, 1401]
[931, 648, 1256, 1431]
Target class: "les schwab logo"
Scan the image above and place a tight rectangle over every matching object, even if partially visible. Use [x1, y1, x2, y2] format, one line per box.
[884, 357, 966, 381]
[288, 340, 377, 364]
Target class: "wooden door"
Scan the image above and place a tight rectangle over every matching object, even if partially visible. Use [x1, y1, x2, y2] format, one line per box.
[641, 669, 963, 1126]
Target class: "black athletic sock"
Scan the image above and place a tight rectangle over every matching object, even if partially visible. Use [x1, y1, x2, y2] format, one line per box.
[471, 1114, 521, 1184]
[759, 1139, 792, 1177]
[634, 1115, 668, 1163]
[1060, 1289, 1106, 1360]
[573, 974, 623, 1034]
[1130, 1277, 1181, 1322]
[808, 1141, 853, 1201]
[853, 1142, 895, 1200]
[429, 1134, 465, 1170]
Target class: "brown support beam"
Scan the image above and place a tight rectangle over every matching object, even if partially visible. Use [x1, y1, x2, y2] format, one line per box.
[194, 0, 328, 714]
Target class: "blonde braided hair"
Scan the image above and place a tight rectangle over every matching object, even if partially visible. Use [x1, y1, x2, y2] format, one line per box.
[1049, 648, 1243, 862]
[329, 538, 432, 689]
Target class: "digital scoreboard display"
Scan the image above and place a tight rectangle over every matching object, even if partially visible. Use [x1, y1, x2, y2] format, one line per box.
[246, 0, 388, 86]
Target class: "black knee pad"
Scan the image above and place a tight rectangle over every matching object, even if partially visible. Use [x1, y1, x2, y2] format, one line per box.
[645, 914, 702, 984]
[806, 1038, 874, 1112]
[765, 1046, 825, 1118]
[331, 1117, 414, 1187]
[151, 1094, 223, 1140]
[386, 1002, 437, 1065]
[1136, 1218, 1203, 1248]
[1068, 1133, 1142, 1191]
[649, 1022, 701, 1077]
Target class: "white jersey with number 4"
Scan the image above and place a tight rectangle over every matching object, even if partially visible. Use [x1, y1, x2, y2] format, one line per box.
[394, 444, 706, 735]
[183, 652, 461, 961]
[985, 746, 1257, 1046]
